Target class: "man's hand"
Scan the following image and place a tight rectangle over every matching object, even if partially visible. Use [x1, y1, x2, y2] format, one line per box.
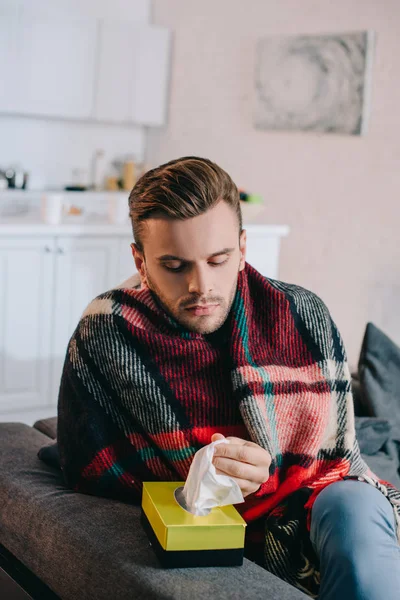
[211, 433, 271, 497]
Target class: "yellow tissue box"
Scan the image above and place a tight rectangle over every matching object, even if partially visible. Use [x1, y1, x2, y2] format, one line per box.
[141, 481, 247, 568]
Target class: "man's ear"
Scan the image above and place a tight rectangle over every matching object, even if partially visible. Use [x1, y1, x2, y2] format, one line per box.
[131, 243, 148, 286]
[239, 229, 247, 271]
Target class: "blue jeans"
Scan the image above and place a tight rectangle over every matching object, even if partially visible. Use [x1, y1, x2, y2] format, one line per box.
[310, 479, 400, 600]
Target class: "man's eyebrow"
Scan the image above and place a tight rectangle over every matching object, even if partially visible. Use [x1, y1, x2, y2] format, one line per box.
[157, 248, 235, 262]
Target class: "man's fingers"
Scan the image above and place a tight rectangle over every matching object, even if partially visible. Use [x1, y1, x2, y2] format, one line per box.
[211, 433, 225, 442]
[214, 469, 261, 497]
[211, 435, 264, 452]
[224, 437, 266, 453]
[213, 457, 267, 484]
[213, 441, 270, 467]
[214, 443, 253, 464]
[224, 436, 256, 447]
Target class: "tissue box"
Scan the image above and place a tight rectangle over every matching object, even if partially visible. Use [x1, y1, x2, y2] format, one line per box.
[141, 481, 247, 568]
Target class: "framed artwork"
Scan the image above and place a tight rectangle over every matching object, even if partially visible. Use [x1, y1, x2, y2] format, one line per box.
[254, 31, 375, 135]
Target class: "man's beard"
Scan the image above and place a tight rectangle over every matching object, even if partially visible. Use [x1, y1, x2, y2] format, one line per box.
[145, 269, 239, 334]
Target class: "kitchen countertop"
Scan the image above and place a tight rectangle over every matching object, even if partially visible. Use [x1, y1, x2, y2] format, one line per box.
[0, 191, 290, 238]
[0, 217, 290, 238]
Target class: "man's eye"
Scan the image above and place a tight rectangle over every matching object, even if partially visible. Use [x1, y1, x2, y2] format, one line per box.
[209, 258, 229, 267]
[164, 263, 185, 272]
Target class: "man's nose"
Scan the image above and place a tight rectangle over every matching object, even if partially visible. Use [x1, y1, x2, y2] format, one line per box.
[187, 266, 212, 296]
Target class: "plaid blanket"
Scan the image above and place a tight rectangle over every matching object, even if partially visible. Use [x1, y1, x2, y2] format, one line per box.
[58, 263, 400, 596]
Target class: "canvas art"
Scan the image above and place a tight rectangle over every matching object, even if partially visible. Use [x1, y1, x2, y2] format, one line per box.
[254, 31, 375, 135]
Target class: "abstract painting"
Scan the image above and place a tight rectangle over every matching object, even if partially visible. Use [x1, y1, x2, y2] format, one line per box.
[254, 31, 375, 135]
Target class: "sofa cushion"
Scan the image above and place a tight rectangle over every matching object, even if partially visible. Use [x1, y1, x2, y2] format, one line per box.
[355, 417, 392, 455]
[358, 323, 400, 441]
[351, 377, 365, 416]
[362, 450, 400, 489]
[0, 423, 307, 600]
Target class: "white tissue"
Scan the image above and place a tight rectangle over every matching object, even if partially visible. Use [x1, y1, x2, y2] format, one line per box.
[180, 439, 245, 516]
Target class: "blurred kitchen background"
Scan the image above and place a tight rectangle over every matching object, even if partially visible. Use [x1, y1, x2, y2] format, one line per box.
[1, 0, 399, 423]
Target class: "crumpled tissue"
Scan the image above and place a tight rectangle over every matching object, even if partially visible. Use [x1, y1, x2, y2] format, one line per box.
[175, 439, 245, 516]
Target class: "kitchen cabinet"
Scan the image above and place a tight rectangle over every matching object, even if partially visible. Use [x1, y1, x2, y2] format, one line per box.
[245, 226, 283, 280]
[117, 236, 137, 283]
[94, 22, 171, 126]
[0, 12, 171, 126]
[130, 25, 171, 126]
[0, 237, 55, 414]
[13, 16, 97, 119]
[50, 236, 121, 402]
[94, 22, 135, 123]
[0, 235, 129, 420]
[0, 224, 288, 423]
[0, 11, 18, 113]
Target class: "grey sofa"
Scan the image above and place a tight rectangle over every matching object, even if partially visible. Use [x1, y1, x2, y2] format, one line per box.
[0, 419, 308, 600]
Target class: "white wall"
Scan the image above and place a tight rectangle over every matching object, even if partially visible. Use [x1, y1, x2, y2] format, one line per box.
[148, 0, 400, 369]
[0, 0, 151, 189]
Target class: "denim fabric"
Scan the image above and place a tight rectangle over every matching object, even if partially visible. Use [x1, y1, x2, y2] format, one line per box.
[310, 479, 400, 600]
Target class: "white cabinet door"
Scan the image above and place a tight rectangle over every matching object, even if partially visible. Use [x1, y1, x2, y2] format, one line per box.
[0, 237, 55, 415]
[94, 22, 171, 126]
[0, 9, 18, 113]
[131, 25, 171, 126]
[94, 21, 134, 122]
[116, 236, 138, 284]
[14, 16, 97, 118]
[51, 236, 119, 402]
[245, 226, 288, 279]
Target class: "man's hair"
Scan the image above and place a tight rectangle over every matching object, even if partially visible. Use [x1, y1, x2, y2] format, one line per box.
[128, 156, 242, 251]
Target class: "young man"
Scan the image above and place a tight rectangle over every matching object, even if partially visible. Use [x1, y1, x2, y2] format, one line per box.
[58, 157, 400, 599]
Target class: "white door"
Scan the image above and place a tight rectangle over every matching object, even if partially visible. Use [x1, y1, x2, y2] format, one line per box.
[14, 16, 97, 118]
[0, 237, 55, 415]
[51, 236, 119, 403]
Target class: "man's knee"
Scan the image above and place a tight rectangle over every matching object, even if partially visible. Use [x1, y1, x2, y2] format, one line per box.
[313, 479, 386, 522]
[311, 479, 394, 550]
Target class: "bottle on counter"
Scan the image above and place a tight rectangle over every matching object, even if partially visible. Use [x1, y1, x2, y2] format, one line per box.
[122, 160, 136, 191]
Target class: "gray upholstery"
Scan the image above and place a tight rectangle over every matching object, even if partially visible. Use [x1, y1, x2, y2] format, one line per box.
[0, 423, 307, 600]
[364, 450, 400, 489]
[358, 322, 400, 440]
[33, 416, 57, 439]
[351, 375, 364, 416]
[355, 417, 391, 455]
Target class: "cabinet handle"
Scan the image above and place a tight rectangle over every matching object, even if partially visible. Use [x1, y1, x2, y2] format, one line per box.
[57, 247, 64, 254]
[44, 246, 52, 253]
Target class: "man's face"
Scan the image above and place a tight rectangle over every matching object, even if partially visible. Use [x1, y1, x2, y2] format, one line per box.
[132, 201, 246, 334]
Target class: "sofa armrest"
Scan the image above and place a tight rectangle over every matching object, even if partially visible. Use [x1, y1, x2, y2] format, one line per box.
[0, 423, 308, 600]
[33, 416, 57, 440]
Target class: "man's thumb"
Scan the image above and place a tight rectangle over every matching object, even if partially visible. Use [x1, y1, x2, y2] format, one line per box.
[211, 433, 225, 442]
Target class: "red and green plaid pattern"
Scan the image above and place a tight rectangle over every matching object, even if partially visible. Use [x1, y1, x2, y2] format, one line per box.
[58, 263, 400, 596]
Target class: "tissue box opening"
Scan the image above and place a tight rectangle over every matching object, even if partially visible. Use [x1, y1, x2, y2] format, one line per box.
[141, 482, 246, 568]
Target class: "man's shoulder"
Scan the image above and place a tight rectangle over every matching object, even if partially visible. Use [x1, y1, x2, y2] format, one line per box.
[259, 276, 342, 360]
[81, 273, 142, 320]
[66, 276, 145, 362]
[259, 276, 329, 313]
